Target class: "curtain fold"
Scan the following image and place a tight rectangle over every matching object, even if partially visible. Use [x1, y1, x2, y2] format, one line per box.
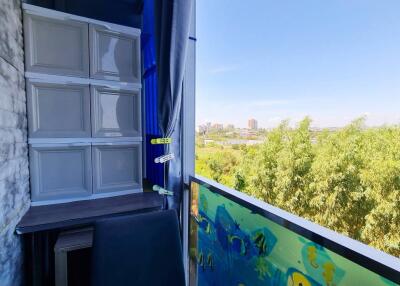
[143, 0, 164, 187]
[154, 0, 194, 210]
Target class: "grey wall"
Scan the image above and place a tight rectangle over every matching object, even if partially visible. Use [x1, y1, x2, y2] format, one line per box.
[0, 0, 30, 285]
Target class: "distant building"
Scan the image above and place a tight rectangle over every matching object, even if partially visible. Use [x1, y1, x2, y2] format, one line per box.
[212, 123, 223, 131]
[248, 118, 258, 130]
[198, 125, 207, 133]
[198, 122, 227, 133]
[198, 122, 213, 134]
[240, 129, 257, 137]
[225, 124, 235, 130]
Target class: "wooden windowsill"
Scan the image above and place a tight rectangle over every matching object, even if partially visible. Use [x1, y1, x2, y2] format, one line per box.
[16, 192, 164, 234]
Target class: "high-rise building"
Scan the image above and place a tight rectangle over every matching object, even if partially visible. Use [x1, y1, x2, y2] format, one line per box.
[248, 118, 258, 130]
[225, 124, 235, 130]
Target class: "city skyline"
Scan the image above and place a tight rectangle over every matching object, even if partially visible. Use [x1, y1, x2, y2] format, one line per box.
[197, 118, 343, 131]
[196, 1, 400, 129]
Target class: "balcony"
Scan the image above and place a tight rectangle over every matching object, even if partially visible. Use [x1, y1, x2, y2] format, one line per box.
[0, 0, 400, 285]
[188, 175, 400, 286]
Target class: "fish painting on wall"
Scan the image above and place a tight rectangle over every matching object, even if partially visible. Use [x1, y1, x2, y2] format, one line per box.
[189, 182, 399, 286]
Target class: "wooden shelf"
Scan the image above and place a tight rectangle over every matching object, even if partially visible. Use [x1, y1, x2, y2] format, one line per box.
[16, 192, 164, 234]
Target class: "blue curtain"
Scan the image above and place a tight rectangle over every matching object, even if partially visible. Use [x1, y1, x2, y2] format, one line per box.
[142, 0, 164, 187]
[154, 0, 194, 210]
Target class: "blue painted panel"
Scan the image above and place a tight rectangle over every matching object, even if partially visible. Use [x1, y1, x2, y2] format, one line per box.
[142, 0, 164, 186]
[189, 181, 399, 286]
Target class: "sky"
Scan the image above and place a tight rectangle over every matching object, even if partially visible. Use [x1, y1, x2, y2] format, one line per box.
[196, 0, 400, 128]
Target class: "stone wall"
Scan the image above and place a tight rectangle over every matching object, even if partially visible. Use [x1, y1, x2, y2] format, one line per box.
[0, 0, 30, 285]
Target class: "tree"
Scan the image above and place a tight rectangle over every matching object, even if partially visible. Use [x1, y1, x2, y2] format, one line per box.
[195, 118, 400, 258]
[274, 117, 314, 216]
[308, 118, 371, 239]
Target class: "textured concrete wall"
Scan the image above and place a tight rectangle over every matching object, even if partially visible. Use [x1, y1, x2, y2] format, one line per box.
[0, 0, 30, 285]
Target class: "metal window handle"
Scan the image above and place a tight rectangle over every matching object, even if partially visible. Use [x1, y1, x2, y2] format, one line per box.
[155, 153, 175, 163]
[153, 185, 173, 196]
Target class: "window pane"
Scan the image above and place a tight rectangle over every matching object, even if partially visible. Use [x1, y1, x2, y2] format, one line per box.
[196, 0, 400, 258]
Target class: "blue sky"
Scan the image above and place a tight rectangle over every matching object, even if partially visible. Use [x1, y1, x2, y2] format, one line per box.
[196, 0, 400, 128]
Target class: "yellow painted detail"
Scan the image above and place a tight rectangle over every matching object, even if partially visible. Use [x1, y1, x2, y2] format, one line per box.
[307, 246, 319, 268]
[287, 272, 312, 286]
[322, 262, 336, 286]
[150, 138, 172, 144]
[254, 257, 269, 280]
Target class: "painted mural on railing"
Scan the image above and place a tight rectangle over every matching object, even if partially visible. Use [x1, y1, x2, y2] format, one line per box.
[189, 182, 399, 286]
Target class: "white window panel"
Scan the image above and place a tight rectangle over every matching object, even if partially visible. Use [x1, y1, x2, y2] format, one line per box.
[90, 23, 141, 83]
[92, 142, 142, 194]
[30, 143, 92, 201]
[27, 80, 91, 138]
[24, 11, 89, 77]
[91, 85, 141, 138]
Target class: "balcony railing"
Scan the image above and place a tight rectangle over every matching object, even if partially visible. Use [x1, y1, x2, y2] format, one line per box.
[188, 175, 400, 286]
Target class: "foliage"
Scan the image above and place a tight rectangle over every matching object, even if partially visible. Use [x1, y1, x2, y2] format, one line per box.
[196, 146, 240, 187]
[195, 118, 400, 257]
